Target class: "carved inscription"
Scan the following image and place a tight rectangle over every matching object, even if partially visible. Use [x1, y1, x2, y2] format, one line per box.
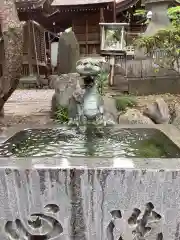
[107, 202, 163, 240]
[4, 204, 63, 240]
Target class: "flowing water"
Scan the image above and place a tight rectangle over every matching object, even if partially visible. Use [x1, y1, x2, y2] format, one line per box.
[0, 126, 179, 158]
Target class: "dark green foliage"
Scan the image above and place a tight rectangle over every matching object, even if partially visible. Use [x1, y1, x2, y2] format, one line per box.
[96, 70, 109, 96]
[134, 9, 147, 17]
[115, 96, 137, 112]
[134, 6, 180, 72]
[55, 105, 69, 123]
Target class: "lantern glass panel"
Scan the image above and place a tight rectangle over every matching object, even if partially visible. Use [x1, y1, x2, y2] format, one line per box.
[100, 23, 129, 53]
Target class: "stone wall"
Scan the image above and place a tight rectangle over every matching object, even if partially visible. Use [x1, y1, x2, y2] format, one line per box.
[128, 76, 180, 95]
[0, 166, 180, 239]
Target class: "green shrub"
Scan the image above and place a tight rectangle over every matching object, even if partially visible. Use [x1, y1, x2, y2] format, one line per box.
[115, 96, 137, 112]
[96, 70, 109, 96]
[55, 105, 69, 123]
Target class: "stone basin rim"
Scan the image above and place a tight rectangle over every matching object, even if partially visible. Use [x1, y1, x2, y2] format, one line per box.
[0, 123, 180, 170]
[0, 157, 179, 170]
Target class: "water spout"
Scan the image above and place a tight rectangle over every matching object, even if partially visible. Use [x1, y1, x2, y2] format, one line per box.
[74, 59, 107, 126]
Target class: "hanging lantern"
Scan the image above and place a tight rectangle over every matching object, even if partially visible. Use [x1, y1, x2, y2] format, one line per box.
[99, 22, 129, 56]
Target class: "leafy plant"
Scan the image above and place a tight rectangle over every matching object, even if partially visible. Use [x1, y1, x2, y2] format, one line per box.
[55, 105, 69, 123]
[168, 6, 180, 26]
[134, 9, 147, 17]
[134, 6, 180, 74]
[133, 8, 149, 24]
[96, 70, 109, 96]
[115, 95, 137, 112]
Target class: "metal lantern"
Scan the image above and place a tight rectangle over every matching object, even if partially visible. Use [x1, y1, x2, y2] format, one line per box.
[99, 23, 129, 56]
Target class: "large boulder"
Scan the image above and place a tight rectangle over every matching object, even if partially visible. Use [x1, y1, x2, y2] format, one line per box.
[51, 73, 83, 118]
[103, 95, 118, 124]
[171, 103, 180, 129]
[119, 109, 154, 124]
[57, 31, 80, 74]
[143, 98, 170, 124]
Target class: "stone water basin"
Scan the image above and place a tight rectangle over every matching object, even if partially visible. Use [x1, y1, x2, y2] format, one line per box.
[0, 125, 180, 240]
[0, 125, 179, 158]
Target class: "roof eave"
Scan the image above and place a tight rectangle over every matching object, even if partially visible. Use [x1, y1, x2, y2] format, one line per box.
[15, 0, 47, 9]
[51, 0, 113, 7]
[116, 0, 140, 13]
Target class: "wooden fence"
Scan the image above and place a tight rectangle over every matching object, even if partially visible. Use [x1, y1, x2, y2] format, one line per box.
[113, 49, 180, 94]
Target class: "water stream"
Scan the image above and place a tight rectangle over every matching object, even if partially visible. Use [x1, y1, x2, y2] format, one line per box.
[0, 126, 179, 158]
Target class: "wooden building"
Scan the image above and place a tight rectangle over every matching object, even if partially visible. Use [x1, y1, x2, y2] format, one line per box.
[48, 0, 145, 55]
[0, 0, 145, 79]
[15, 0, 145, 56]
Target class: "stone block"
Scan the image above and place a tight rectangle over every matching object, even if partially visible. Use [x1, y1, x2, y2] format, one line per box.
[0, 165, 180, 239]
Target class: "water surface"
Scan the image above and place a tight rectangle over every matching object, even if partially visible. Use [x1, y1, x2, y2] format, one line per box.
[0, 126, 179, 158]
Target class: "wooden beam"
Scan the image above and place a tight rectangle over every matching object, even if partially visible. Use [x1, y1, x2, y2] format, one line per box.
[85, 16, 88, 55]
[100, 7, 104, 53]
[27, 21, 33, 76]
[100, 7, 104, 22]
[113, 0, 116, 22]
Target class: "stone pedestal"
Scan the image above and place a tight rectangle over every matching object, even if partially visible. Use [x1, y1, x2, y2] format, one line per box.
[144, 0, 172, 36]
[1, 159, 180, 240]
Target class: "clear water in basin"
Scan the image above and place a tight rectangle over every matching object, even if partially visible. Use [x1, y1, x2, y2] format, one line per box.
[0, 126, 180, 158]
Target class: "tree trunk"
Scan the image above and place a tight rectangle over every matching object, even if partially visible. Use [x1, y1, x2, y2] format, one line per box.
[0, 0, 24, 120]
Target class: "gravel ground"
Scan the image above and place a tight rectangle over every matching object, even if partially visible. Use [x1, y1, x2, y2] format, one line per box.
[1, 90, 180, 127]
[135, 93, 180, 113]
[2, 89, 54, 127]
[5, 89, 54, 115]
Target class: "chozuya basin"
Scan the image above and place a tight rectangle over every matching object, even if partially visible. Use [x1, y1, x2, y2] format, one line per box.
[0, 124, 180, 159]
[0, 124, 180, 240]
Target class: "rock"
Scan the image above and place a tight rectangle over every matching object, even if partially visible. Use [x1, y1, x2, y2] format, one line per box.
[0, 107, 5, 125]
[51, 73, 83, 117]
[171, 104, 180, 129]
[57, 31, 80, 74]
[48, 75, 59, 89]
[103, 95, 118, 124]
[119, 109, 154, 124]
[143, 98, 170, 124]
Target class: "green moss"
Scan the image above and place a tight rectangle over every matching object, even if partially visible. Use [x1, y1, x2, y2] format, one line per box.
[115, 96, 137, 112]
[132, 138, 167, 158]
[55, 105, 69, 123]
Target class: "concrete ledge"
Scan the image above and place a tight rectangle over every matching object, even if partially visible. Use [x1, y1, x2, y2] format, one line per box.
[128, 76, 180, 95]
[0, 124, 180, 239]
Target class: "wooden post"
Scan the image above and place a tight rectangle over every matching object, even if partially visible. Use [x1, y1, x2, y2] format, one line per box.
[113, 0, 116, 22]
[72, 19, 74, 32]
[110, 0, 116, 86]
[100, 7, 104, 22]
[85, 16, 88, 56]
[27, 21, 33, 76]
[48, 31, 51, 61]
[100, 8, 104, 52]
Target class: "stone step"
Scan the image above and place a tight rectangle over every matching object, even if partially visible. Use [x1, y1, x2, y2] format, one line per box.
[109, 83, 129, 92]
[114, 75, 128, 84]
